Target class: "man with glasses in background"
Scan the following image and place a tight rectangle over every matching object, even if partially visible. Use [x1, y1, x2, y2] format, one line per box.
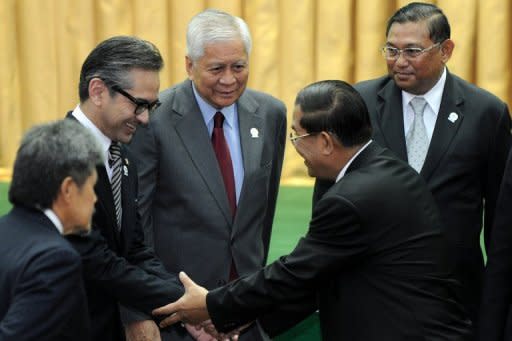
[66, 36, 188, 341]
[314, 2, 511, 334]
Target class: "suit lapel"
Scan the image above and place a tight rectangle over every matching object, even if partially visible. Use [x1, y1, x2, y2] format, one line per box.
[232, 91, 263, 232]
[94, 166, 121, 247]
[237, 92, 263, 182]
[119, 148, 131, 250]
[420, 72, 464, 180]
[67, 112, 121, 247]
[173, 81, 233, 224]
[377, 82, 408, 161]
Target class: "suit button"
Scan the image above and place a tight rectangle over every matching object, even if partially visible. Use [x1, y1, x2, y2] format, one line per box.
[217, 279, 227, 286]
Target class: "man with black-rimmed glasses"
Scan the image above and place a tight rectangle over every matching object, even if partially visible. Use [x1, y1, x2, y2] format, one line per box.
[66, 36, 187, 341]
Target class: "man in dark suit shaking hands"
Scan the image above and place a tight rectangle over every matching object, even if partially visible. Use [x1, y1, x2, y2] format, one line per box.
[152, 80, 472, 341]
[314, 2, 511, 329]
[66, 36, 186, 341]
[0, 119, 102, 340]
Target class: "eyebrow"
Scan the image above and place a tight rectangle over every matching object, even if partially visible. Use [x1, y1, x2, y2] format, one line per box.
[386, 42, 424, 48]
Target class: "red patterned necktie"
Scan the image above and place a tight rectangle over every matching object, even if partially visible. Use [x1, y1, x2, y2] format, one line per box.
[212, 112, 238, 280]
[212, 112, 237, 217]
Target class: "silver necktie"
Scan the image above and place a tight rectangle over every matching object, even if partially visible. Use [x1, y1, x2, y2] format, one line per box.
[406, 97, 429, 173]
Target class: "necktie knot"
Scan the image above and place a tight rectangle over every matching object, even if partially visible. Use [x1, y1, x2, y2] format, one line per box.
[410, 97, 428, 117]
[214, 112, 225, 128]
[109, 142, 121, 168]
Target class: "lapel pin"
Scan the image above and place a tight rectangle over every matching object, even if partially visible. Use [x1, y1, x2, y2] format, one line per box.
[250, 128, 259, 138]
[448, 112, 458, 123]
[123, 165, 128, 176]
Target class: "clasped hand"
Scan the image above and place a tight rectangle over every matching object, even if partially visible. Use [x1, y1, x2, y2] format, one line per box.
[152, 272, 241, 340]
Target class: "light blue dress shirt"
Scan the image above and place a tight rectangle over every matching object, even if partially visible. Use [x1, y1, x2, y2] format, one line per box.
[192, 84, 244, 203]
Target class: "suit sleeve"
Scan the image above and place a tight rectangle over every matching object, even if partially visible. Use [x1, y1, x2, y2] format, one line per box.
[66, 230, 183, 315]
[0, 248, 88, 340]
[261, 103, 287, 263]
[483, 103, 511, 250]
[206, 193, 370, 333]
[258, 293, 318, 337]
[479, 149, 512, 341]
[124, 157, 174, 280]
[128, 123, 159, 249]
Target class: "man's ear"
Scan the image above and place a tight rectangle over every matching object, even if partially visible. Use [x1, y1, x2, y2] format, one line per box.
[319, 131, 335, 155]
[185, 56, 194, 80]
[440, 39, 454, 63]
[88, 78, 108, 106]
[58, 176, 76, 205]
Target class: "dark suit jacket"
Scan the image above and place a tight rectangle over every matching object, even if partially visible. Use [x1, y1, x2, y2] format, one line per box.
[479, 149, 512, 341]
[207, 143, 472, 341]
[315, 71, 511, 324]
[0, 206, 91, 340]
[129, 79, 286, 340]
[65, 113, 184, 341]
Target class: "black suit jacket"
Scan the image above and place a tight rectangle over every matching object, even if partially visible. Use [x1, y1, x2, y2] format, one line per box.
[0, 206, 91, 340]
[315, 71, 511, 323]
[65, 112, 184, 341]
[479, 149, 512, 340]
[207, 143, 472, 341]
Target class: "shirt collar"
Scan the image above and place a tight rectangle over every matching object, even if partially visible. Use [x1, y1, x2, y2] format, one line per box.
[43, 208, 64, 234]
[335, 140, 373, 183]
[191, 83, 236, 128]
[402, 67, 447, 115]
[72, 104, 112, 160]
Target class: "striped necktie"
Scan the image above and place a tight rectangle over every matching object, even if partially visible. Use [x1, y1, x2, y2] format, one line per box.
[109, 142, 122, 230]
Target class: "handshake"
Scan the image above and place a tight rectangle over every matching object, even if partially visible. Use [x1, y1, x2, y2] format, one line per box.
[153, 272, 249, 341]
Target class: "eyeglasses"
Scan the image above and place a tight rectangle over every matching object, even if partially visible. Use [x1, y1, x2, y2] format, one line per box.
[289, 132, 312, 145]
[381, 42, 442, 60]
[111, 85, 161, 115]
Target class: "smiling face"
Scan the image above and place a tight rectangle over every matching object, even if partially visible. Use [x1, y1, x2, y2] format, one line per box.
[97, 68, 160, 143]
[386, 20, 453, 95]
[186, 39, 249, 109]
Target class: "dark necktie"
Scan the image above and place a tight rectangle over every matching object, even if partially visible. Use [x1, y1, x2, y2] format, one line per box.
[212, 112, 237, 217]
[109, 142, 122, 230]
[212, 112, 238, 280]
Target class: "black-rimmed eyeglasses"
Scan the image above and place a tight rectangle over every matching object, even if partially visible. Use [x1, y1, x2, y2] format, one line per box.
[381, 42, 442, 60]
[111, 85, 161, 115]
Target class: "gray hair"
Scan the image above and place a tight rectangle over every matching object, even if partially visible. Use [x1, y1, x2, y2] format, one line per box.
[9, 119, 104, 209]
[186, 9, 252, 61]
[78, 36, 163, 102]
